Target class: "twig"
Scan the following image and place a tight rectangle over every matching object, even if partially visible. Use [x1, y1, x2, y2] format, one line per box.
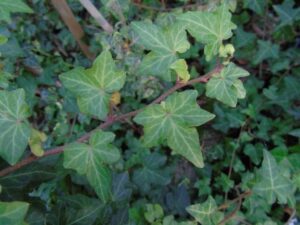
[0, 65, 222, 177]
[51, 0, 94, 60]
[218, 189, 252, 225]
[79, 0, 113, 33]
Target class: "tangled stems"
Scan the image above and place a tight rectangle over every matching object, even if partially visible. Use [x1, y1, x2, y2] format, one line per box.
[0, 65, 222, 177]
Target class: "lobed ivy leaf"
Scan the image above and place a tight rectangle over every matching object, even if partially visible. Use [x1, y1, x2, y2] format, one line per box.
[0, 201, 29, 225]
[60, 51, 126, 120]
[63, 130, 120, 203]
[273, 0, 300, 28]
[253, 40, 279, 65]
[134, 90, 215, 168]
[0, 0, 33, 23]
[179, 3, 236, 60]
[131, 21, 190, 81]
[243, 0, 267, 16]
[253, 150, 294, 204]
[206, 63, 249, 107]
[0, 89, 31, 165]
[186, 196, 224, 225]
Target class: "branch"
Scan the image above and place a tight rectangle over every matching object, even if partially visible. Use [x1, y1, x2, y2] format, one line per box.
[51, 0, 95, 60]
[79, 0, 114, 33]
[0, 66, 222, 177]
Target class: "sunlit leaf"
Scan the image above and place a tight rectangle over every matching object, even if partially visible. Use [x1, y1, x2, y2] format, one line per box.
[60, 51, 126, 120]
[0, 89, 31, 165]
[134, 90, 215, 167]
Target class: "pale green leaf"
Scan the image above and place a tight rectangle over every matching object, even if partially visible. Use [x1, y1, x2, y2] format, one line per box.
[0, 89, 31, 165]
[206, 63, 249, 107]
[170, 59, 190, 82]
[179, 4, 236, 60]
[186, 196, 224, 225]
[131, 21, 190, 81]
[0, 201, 29, 225]
[134, 90, 215, 168]
[60, 51, 126, 120]
[253, 150, 294, 204]
[0, 0, 33, 23]
[63, 130, 120, 202]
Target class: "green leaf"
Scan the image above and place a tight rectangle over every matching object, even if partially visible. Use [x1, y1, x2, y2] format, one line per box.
[253, 150, 294, 204]
[131, 21, 190, 81]
[253, 41, 279, 65]
[0, 89, 31, 165]
[134, 90, 215, 167]
[60, 51, 126, 120]
[186, 196, 224, 225]
[273, 0, 300, 27]
[0, 0, 33, 23]
[0, 201, 29, 225]
[243, 0, 266, 15]
[63, 130, 120, 202]
[0, 35, 8, 45]
[170, 59, 190, 82]
[179, 4, 236, 60]
[206, 63, 249, 107]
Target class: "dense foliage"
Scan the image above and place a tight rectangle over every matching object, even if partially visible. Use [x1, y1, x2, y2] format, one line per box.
[0, 0, 300, 224]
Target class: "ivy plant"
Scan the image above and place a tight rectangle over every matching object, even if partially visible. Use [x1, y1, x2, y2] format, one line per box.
[0, 0, 299, 224]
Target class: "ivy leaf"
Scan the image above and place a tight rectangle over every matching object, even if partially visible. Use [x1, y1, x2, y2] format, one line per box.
[179, 4, 236, 60]
[253, 150, 294, 204]
[0, 0, 33, 23]
[186, 196, 224, 225]
[206, 63, 249, 107]
[243, 0, 266, 15]
[253, 41, 279, 65]
[273, 0, 300, 27]
[134, 90, 215, 168]
[0, 89, 31, 165]
[0, 201, 29, 225]
[132, 152, 171, 193]
[131, 21, 190, 81]
[60, 51, 126, 120]
[170, 59, 190, 82]
[63, 130, 120, 202]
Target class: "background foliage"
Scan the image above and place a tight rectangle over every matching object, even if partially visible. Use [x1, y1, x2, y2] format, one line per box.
[0, 0, 300, 224]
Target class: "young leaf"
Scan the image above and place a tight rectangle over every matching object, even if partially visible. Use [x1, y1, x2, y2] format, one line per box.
[0, 0, 33, 23]
[29, 129, 47, 157]
[253, 150, 294, 204]
[134, 90, 215, 168]
[179, 3, 236, 60]
[206, 63, 249, 107]
[0, 89, 31, 165]
[186, 196, 224, 225]
[131, 22, 190, 81]
[170, 59, 190, 82]
[63, 130, 120, 202]
[60, 51, 126, 120]
[0, 201, 29, 225]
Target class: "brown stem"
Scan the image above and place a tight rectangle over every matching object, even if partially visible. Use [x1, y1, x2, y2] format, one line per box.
[0, 66, 222, 177]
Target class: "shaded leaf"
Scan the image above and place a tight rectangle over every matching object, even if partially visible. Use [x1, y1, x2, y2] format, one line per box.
[0, 201, 29, 225]
[0, 0, 33, 23]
